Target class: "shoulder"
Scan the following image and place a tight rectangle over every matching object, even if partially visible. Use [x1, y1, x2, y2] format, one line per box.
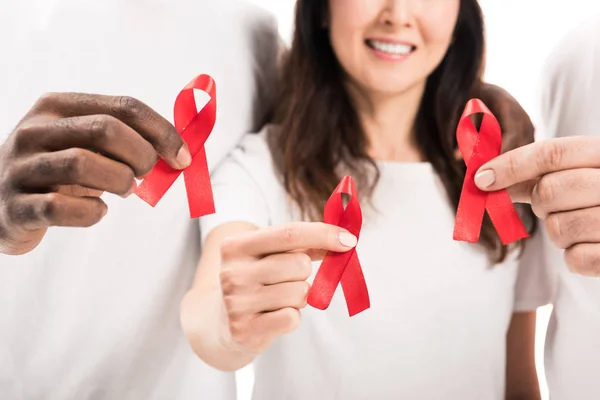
[226, 125, 278, 172]
[539, 14, 600, 137]
[212, 124, 284, 200]
[542, 14, 599, 79]
[201, 125, 289, 237]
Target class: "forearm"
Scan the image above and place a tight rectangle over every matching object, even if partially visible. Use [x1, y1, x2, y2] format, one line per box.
[180, 286, 255, 372]
[505, 311, 541, 400]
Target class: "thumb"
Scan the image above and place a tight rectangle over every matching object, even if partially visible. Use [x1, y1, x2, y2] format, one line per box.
[474, 170, 537, 204]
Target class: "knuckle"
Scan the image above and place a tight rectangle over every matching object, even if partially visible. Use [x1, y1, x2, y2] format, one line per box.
[293, 253, 312, 276]
[566, 246, 600, 276]
[545, 214, 567, 248]
[113, 96, 144, 118]
[88, 115, 116, 145]
[4, 162, 21, 184]
[534, 176, 557, 205]
[34, 92, 59, 110]
[12, 122, 42, 151]
[279, 223, 302, 246]
[508, 153, 521, 181]
[219, 268, 245, 294]
[219, 237, 239, 261]
[30, 156, 55, 178]
[60, 149, 88, 181]
[227, 317, 247, 342]
[539, 141, 564, 172]
[40, 193, 62, 222]
[5, 198, 33, 225]
[280, 308, 301, 334]
[223, 293, 246, 319]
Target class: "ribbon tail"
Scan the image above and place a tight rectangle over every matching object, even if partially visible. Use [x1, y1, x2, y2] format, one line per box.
[135, 160, 181, 207]
[453, 169, 487, 243]
[340, 250, 370, 317]
[183, 147, 215, 218]
[308, 251, 350, 310]
[485, 190, 529, 245]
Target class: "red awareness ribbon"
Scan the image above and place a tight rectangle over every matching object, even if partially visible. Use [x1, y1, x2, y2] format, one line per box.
[135, 74, 216, 218]
[453, 98, 529, 245]
[307, 176, 370, 317]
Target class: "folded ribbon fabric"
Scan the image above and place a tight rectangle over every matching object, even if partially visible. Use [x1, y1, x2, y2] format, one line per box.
[453, 98, 529, 245]
[135, 74, 216, 218]
[307, 176, 370, 317]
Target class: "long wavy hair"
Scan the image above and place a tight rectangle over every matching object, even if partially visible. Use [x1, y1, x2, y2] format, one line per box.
[269, 0, 535, 263]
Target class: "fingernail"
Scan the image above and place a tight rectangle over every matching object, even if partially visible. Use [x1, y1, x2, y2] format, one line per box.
[474, 169, 495, 189]
[338, 232, 358, 248]
[101, 206, 108, 218]
[176, 144, 192, 169]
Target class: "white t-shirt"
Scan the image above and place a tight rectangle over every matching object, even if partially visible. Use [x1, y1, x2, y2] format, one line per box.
[0, 1, 280, 399]
[538, 13, 600, 400]
[200, 127, 553, 400]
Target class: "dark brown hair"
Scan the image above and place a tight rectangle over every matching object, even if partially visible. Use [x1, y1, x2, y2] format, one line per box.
[269, 0, 535, 263]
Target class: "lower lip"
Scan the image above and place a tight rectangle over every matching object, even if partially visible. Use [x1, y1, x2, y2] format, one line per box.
[368, 46, 413, 62]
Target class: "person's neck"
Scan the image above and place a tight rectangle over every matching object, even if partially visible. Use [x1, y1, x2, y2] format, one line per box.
[349, 81, 426, 163]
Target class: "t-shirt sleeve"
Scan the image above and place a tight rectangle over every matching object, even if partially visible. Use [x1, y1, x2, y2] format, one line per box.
[200, 134, 273, 244]
[513, 229, 557, 312]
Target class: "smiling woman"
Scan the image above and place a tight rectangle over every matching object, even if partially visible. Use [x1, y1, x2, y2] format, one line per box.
[182, 0, 552, 399]
[272, 0, 522, 263]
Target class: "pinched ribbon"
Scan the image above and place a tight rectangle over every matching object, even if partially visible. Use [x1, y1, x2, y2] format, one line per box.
[453, 98, 529, 245]
[136, 74, 216, 218]
[307, 176, 370, 317]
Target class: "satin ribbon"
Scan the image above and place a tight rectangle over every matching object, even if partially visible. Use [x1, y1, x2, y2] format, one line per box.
[453, 98, 529, 245]
[307, 176, 370, 317]
[135, 74, 216, 218]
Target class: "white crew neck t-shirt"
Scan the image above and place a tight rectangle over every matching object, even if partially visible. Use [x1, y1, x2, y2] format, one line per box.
[0, 1, 280, 399]
[538, 13, 600, 400]
[200, 127, 553, 400]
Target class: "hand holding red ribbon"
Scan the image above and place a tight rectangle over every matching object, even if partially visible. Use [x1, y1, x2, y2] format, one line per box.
[135, 74, 216, 218]
[307, 176, 370, 317]
[453, 99, 529, 245]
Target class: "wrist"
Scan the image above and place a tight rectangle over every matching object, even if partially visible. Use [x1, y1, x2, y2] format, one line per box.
[180, 288, 255, 372]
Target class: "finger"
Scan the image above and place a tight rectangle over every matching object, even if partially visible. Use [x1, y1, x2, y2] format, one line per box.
[564, 243, 600, 277]
[474, 136, 600, 192]
[253, 307, 301, 337]
[530, 168, 600, 218]
[236, 282, 309, 316]
[16, 115, 157, 177]
[295, 248, 328, 262]
[13, 148, 135, 197]
[259, 282, 309, 312]
[33, 92, 191, 169]
[234, 307, 301, 354]
[505, 179, 539, 205]
[6, 193, 108, 230]
[57, 185, 105, 198]
[545, 207, 600, 249]
[255, 253, 313, 285]
[221, 222, 357, 258]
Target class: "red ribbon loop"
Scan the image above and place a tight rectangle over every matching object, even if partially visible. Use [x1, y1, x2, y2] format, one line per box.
[307, 176, 370, 317]
[135, 74, 216, 218]
[453, 98, 529, 245]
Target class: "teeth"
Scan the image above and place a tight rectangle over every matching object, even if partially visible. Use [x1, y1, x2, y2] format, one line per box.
[369, 40, 413, 55]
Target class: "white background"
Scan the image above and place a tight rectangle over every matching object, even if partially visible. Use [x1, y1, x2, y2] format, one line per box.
[238, 1, 600, 399]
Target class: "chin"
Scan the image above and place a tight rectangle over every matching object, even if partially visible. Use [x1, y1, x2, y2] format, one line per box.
[363, 79, 420, 97]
